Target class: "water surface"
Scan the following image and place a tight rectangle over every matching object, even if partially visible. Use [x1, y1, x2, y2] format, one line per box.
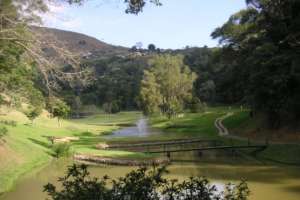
[108, 118, 159, 138]
[2, 119, 300, 200]
[2, 158, 300, 200]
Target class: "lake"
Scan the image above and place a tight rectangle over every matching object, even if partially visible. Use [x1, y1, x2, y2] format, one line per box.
[1, 118, 300, 200]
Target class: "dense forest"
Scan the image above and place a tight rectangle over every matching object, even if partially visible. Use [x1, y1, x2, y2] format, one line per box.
[1, 0, 299, 129]
[1, 1, 300, 199]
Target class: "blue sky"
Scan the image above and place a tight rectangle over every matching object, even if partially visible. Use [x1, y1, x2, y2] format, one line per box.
[44, 0, 247, 49]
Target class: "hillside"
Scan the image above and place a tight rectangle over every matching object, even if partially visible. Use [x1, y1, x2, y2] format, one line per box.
[32, 27, 129, 59]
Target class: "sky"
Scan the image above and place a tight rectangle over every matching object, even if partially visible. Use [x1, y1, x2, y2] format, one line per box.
[43, 0, 247, 49]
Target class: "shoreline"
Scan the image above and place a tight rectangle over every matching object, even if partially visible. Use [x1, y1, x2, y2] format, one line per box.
[74, 154, 170, 166]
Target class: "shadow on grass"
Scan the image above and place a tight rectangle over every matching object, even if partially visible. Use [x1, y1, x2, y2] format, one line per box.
[28, 138, 52, 149]
[27, 138, 55, 157]
[71, 136, 104, 146]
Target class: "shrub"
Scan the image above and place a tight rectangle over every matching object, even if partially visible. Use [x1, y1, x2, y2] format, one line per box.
[25, 106, 42, 124]
[0, 120, 17, 127]
[80, 131, 93, 136]
[0, 126, 8, 140]
[103, 100, 120, 114]
[51, 143, 71, 158]
[188, 97, 204, 113]
[44, 164, 250, 200]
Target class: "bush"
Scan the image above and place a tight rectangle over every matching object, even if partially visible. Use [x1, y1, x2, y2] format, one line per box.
[44, 164, 250, 200]
[80, 131, 93, 136]
[51, 143, 71, 158]
[0, 95, 4, 105]
[0, 126, 8, 140]
[25, 106, 42, 124]
[103, 100, 120, 114]
[0, 120, 17, 127]
[188, 97, 204, 113]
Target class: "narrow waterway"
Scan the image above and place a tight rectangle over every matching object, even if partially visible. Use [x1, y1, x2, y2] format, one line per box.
[1, 119, 300, 200]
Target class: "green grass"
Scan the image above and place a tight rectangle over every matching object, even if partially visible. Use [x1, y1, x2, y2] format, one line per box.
[222, 110, 300, 165]
[257, 144, 300, 164]
[150, 108, 300, 165]
[74, 147, 155, 160]
[1, 106, 299, 195]
[222, 110, 251, 130]
[149, 111, 226, 139]
[71, 112, 142, 126]
[0, 109, 142, 194]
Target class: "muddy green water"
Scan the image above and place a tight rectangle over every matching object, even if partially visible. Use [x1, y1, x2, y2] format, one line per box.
[1, 157, 300, 200]
[1, 120, 300, 200]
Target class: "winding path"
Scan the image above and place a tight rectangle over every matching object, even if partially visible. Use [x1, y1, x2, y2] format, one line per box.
[214, 112, 233, 136]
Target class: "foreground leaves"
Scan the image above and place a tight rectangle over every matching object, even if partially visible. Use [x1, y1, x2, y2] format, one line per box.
[44, 164, 250, 200]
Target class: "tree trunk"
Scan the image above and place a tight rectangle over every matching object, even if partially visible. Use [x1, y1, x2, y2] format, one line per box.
[58, 118, 61, 127]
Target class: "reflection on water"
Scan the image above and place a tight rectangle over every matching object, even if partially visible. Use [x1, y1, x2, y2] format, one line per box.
[2, 158, 300, 200]
[2, 120, 300, 200]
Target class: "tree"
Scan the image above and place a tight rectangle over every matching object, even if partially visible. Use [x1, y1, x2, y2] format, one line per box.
[140, 55, 197, 118]
[103, 101, 120, 114]
[66, 0, 161, 14]
[72, 96, 82, 118]
[130, 45, 138, 52]
[44, 164, 250, 200]
[148, 44, 156, 52]
[140, 71, 162, 115]
[211, 0, 300, 128]
[188, 96, 204, 113]
[25, 106, 43, 125]
[48, 98, 70, 127]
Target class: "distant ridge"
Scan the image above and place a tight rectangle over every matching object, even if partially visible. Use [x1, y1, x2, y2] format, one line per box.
[32, 26, 129, 59]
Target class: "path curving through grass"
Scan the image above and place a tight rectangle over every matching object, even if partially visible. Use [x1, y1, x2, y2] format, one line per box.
[214, 112, 233, 136]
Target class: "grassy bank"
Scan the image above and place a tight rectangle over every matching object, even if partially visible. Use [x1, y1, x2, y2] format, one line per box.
[1, 106, 299, 195]
[149, 107, 300, 165]
[149, 107, 232, 139]
[222, 111, 300, 165]
[0, 109, 142, 194]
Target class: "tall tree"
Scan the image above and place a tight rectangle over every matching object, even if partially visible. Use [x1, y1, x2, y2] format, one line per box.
[140, 70, 162, 115]
[140, 55, 197, 118]
[212, 0, 300, 127]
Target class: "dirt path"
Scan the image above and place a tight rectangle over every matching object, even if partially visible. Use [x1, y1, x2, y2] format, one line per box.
[215, 112, 267, 143]
[215, 113, 300, 145]
[214, 112, 233, 136]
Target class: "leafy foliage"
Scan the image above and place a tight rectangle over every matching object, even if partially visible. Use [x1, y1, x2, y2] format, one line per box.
[44, 164, 250, 200]
[81, 57, 147, 110]
[25, 106, 43, 124]
[47, 98, 71, 125]
[211, 0, 300, 127]
[51, 143, 71, 158]
[188, 97, 205, 113]
[103, 101, 121, 114]
[140, 55, 197, 118]
[0, 126, 8, 140]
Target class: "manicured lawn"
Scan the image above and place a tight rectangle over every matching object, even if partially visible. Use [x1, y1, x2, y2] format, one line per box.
[222, 110, 251, 130]
[149, 111, 226, 139]
[70, 112, 142, 126]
